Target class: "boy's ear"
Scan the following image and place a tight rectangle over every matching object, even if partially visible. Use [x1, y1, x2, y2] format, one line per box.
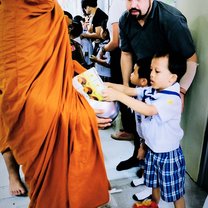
[140, 78, 148, 87]
[170, 74, 178, 83]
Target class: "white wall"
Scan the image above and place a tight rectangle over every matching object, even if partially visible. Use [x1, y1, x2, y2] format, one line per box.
[177, 0, 208, 181]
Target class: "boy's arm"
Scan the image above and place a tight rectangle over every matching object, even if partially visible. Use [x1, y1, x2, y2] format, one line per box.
[102, 88, 157, 116]
[104, 82, 137, 96]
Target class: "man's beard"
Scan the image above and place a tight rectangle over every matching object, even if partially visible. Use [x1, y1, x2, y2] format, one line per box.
[129, 5, 150, 20]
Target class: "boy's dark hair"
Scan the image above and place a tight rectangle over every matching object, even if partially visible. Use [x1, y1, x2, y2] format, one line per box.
[81, 0, 97, 9]
[136, 57, 152, 85]
[154, 52, 187, 81]
[70, 21, 83, 39]
[64, 11, 73, 20]
[74, 15, 85, 23]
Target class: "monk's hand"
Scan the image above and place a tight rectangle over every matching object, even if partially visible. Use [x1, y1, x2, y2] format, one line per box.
[94, 109, 112, 129]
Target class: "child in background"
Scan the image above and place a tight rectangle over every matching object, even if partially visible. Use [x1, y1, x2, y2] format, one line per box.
[105, 57, 153, 201]
[129, 58, 153, 201]
[103, 52, 187, 208]
[90, 19, 111, 82]
[70, 19, 91, 69]
[80, 12, 94, 66]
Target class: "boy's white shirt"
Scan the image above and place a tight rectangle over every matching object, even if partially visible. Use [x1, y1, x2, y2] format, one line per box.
[95, 41, 111, 78]
[136, 83, 183, 153]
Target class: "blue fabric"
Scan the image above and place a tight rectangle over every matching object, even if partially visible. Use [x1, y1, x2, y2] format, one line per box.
[144, 147, 186, 202]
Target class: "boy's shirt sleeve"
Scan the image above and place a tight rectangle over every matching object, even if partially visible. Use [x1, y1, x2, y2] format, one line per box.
[152, 93, 181, 122]
[136, 87, 146, 100]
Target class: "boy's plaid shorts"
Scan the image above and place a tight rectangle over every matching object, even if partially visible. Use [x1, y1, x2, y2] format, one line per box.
[144, 146, 186, 202]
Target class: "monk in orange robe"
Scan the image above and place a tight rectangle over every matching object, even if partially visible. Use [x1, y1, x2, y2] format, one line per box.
[0, 0, 110, 207]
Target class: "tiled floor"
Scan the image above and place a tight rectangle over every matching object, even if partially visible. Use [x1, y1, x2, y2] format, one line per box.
[0, 120, 207, 208]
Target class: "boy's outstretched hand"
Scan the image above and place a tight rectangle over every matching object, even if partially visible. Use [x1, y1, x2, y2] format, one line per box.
[102, 87, 120, 102]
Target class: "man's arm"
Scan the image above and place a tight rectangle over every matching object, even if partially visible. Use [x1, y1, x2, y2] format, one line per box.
[179, 53, 198, 111]
[120, 51, 133, 86]
[81, 26, 102, 39]
[99, 23, 119, 59]
[180, 53, 198, 94]
[104, 23, 120, 51]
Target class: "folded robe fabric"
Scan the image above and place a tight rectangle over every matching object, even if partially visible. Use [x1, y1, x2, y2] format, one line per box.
[0, 0, 109, 207]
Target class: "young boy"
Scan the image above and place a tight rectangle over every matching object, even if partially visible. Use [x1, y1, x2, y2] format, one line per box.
[90, 19, 111, 82]
[129, 58, 153, 201]
[103, 52, 187, 208]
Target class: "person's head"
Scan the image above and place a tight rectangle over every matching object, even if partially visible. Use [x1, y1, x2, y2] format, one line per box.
[70, 20, 83, 39]
[150, 52, 186, 90]
[64, 11, 73, 26]
[81, 0, 97, 15]
[126, 0, 153, 21]
[130, 57, 151, 87]
[74, 15, 85, 24]
[100, 19, 110, 41]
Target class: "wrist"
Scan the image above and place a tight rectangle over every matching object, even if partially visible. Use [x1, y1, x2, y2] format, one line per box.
[180, 87, 186, 95]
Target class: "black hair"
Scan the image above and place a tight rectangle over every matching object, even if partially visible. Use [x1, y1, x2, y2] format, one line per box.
[64, 11, 73, 20]
[153, 52, 186, 81]
[74, 15, 85, 23]
[135, 57, 152, 85]
[70, 21, 83, 39]
[82, 8, 87, 16]
[81, 0, 97, 9]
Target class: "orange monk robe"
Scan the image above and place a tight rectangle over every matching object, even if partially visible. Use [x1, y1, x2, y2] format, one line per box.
[0, 1, 109, 207]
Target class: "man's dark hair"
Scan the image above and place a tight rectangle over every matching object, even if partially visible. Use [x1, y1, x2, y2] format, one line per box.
[81, 0, 97, 9]
[154, 52, 187, 81]
[64, 11, 73, 20]
[136, 57, 152, 85]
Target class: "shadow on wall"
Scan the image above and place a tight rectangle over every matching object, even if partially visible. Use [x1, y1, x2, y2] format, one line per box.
[181, 16, 208, 185]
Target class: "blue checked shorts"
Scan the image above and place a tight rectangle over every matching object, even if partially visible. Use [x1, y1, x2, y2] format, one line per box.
[144, 146, 186, 202]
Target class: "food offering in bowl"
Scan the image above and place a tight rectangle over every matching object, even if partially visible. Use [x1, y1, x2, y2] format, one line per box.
[72, 67, 105, 101]
[89, 99, 119, 121]
[72, 67, 119, 120]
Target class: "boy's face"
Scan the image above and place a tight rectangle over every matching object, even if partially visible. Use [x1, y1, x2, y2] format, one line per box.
[130, 64, 144, 86]
[150, 56, 176, 90]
